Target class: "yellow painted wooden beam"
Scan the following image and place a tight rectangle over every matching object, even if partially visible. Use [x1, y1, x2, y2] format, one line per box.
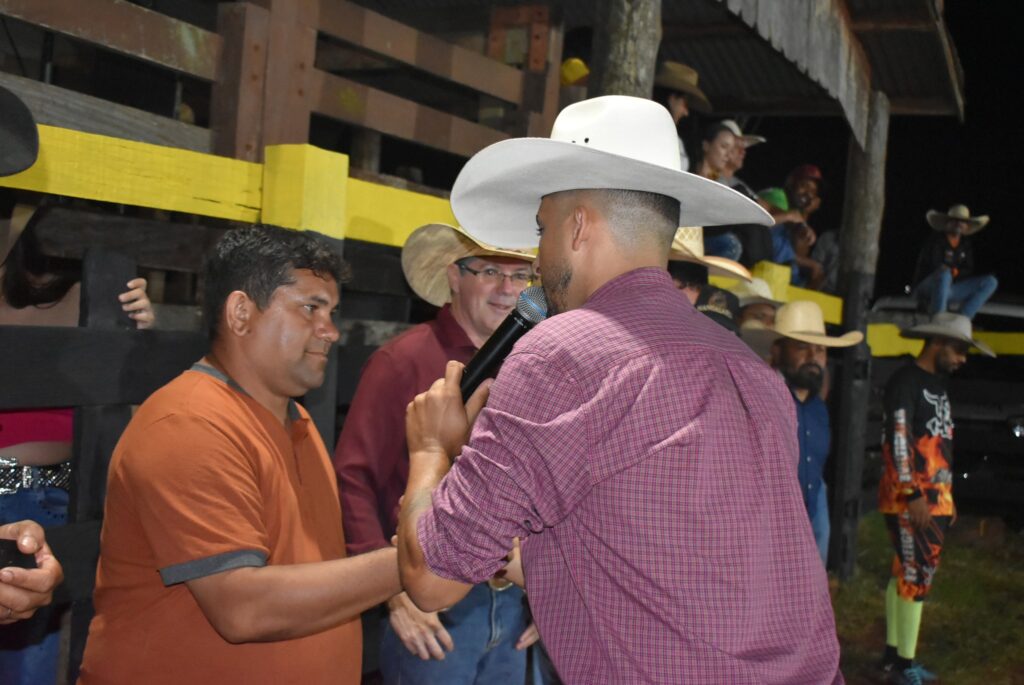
[262, 144, 348, 238]
[867, 323, 1024, 357]
[344, 177, 456, 248]
[0, 125, 262, 222]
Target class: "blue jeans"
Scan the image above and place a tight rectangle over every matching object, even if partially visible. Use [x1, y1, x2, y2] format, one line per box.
[703, 232, 743, 261]
[810, 482, 830, 567]
[380, 582, 527, 685]
[916, 268, 998, 319]
[0, 486, 69, 685]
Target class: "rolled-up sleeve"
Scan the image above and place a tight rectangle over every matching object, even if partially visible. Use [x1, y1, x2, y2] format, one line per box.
[417, 351, 593, 583]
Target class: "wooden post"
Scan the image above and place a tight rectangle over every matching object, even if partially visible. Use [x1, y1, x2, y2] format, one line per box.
[259, 0, 318, 146]
[66, 248, 136, 682]
[830, 90, 891, 579]
[589, 0, 661, 97]
[211, 2, 271, 161]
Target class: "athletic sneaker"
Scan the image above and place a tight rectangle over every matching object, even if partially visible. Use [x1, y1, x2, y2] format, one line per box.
[891, 663, 939, 685]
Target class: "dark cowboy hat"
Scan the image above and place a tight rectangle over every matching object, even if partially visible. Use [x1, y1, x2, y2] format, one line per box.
[654, 61, 712, 114]
[0, 85, 39, 177]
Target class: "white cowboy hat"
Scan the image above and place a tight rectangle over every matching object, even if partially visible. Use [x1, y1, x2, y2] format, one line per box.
[901, 312, 995, 357]
[449, 96, 773, 249]
[668, 226, 751, 281]
[720, 119, 766, 147]
[654, 61, 712, 113]
[401, 223, 534, 307]
[748, 300, 863, 349]
[925, 204, 990, 236]
[730, 277, 781, 308]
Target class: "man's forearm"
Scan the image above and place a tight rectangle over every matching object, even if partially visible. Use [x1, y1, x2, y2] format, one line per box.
[397, 451, 472, 611]
[186, 547, 400, 643]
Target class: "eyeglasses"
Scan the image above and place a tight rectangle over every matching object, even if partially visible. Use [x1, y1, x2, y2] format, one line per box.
[457, 263, 534, 287]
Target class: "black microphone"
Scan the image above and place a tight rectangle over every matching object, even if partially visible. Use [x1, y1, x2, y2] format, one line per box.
[460, 286, 548, 400]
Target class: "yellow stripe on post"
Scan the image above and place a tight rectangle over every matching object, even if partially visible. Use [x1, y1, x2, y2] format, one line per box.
[744, 261, 844, 325]
[262, 144, 348, 238]
[0, 125, 262, 222]
[344, 177, 456, 248]
[866, 323, 922, 357]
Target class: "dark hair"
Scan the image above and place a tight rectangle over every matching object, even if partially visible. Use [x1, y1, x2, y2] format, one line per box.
[701, 122, 734, 144]
[202, 225, 349, 341]
[667, 260, 708, 288]
[1, 205, 81, 308]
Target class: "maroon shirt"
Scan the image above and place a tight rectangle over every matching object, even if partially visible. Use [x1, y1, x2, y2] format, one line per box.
[334, 305, 475, 554]
[418, 268, 843, 684]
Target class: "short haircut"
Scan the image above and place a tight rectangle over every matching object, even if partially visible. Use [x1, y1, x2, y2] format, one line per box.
[203, 224, 348, 342]
[587, 189, 680, 250]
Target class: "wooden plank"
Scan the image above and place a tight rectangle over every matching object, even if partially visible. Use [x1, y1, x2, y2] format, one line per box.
[0, 71, 212, 152]
[33, 206, 224, 272]
[313, 70, 508, 159]
[0, 327, 207, 409]
[79, 248, 136, 329]
[0, 125, 262, 222]
[319, 0, 523, 106]
[0, 0, 221, 80]
[261, 3, 317, 146]
[211, 2, 270, 161]
[342, 239, 411, 297]
[262, 144, 348, 238]
[345, 176, 456, 249]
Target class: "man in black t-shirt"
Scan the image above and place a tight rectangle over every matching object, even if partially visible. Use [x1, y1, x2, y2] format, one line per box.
[877, 313, 994, 685]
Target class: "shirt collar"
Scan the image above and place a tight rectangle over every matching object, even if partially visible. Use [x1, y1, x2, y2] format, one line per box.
[584, 267, 675, 308]
[436, 303, 478, 352]
[191, 362, 302, 422]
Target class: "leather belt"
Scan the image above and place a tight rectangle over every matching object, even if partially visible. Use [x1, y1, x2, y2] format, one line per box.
[0, 457, 72, 495]
[487, 577, 514, 592]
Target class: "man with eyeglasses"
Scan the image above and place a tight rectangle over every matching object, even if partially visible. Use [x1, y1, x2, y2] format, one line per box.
[333, 223, 538, 685]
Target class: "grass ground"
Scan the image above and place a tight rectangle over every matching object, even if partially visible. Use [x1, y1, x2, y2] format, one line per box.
[833, 512, 1024, 684]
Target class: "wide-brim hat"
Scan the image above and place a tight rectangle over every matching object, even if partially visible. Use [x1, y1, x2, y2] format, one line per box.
[450, 96, 772, 250]
[772, 300, 863, 348]
[720, 119, 766, 147]
[926, 204, 989, 236]
[731, 277, 782, 308]
[669, 226, 751, 281]
[401, 223, 534, 307]
[0, 85, 39, 177]
[654, 61, 712, 113]
[901, 312, 995, 357]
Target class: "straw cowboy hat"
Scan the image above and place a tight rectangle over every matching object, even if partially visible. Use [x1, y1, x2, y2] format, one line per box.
[654, 61, 712, 113]
[720, 119, 766, 147]
[449, 96, 771, 249]
[401, 223, 533, 307]
[0, 85, 39, 177]
[901, 312, 995, 357]
[731, 277, 782, 308]
[926, 204, 990, 236]
[669, 226, 750, 281]
[742, 300, 862, 351]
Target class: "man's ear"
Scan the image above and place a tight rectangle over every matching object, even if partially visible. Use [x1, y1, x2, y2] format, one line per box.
[446, 262, 462, 297]
[224, 290, 255, 337]
[570, 205, 589, 251]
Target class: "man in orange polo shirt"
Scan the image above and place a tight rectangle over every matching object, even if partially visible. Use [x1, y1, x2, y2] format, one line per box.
[79, 225, 400, 684]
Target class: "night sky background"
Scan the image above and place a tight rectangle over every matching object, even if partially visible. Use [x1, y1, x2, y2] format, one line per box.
[738, 0, 1020, 305]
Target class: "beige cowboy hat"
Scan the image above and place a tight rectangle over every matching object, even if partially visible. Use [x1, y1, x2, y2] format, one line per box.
[720, 119, 766, 147]
[450, 96, 771, 249]
[654, 62, 712, 113]
[401, 223, 533, 307]
[730, 277, 781, 308]
[669, 226, 751, 281]
[926, 204, 990, 236]
[743, 300, 863, 350]
[901, 312, 995, 357]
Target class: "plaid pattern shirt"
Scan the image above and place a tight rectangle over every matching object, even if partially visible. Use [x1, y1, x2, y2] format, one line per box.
[418, 268, 842, 684]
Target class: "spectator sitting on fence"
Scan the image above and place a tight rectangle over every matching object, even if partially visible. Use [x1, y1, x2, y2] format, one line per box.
[653, 61, 712, 172]
[759, 167, 826, 289]
[714, 120, 775, 267]
[667, 226, 751, 305]
[912, 204, 998, 320]
[332, 223, 540, 685]
[695, 123, 744, 261]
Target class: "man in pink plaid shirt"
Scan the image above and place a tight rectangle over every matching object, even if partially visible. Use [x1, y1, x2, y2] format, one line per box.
[396, 96, 844, 684]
